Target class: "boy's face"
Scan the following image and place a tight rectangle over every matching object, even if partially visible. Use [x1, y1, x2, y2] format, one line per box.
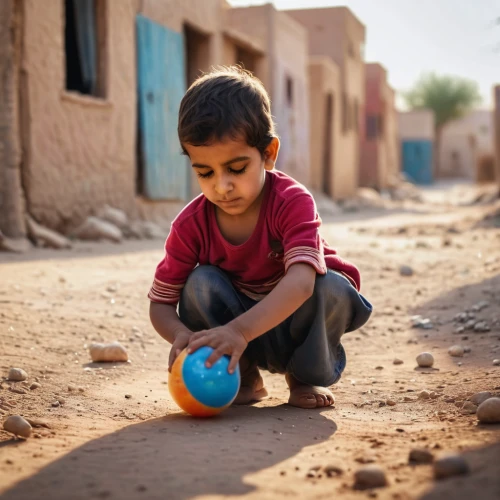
[184, 137, 279, 216]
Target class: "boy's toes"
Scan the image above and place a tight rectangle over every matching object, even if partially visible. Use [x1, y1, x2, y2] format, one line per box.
[288, 386, 335, 409]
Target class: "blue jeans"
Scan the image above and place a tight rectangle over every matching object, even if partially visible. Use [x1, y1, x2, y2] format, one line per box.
[178, 266, 372, 387]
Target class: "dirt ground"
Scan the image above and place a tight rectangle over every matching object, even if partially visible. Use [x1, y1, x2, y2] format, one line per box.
[1, 183, 499, 500]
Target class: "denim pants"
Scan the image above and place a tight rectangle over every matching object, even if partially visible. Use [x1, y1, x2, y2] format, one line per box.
[178, 266, 372, 387]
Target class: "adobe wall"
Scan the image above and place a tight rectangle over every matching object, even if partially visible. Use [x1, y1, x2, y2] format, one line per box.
[0, 0, 26, 237]
[308, 57, 353, 200]
[21, 0, 138, 232]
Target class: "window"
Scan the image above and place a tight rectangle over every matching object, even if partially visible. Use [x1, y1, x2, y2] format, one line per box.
[286, 76, 294, 107]
[64, 0, 106, 97]
[366, 115, 377, 139]
[342, 92, 348, 133]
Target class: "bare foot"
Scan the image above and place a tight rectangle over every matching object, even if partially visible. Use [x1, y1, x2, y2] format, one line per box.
[233, 357, 268, 405]
[285, 373, 335, 409]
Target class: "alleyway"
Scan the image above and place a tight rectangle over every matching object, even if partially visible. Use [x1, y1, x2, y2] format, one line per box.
[0, 184, 499, 500]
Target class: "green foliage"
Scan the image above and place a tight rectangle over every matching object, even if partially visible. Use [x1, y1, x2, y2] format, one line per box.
[403, 73, 482, 130]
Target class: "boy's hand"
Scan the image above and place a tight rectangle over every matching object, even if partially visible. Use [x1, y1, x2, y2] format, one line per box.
[168, 329, 192, 372]
[187, 325, 248, 373]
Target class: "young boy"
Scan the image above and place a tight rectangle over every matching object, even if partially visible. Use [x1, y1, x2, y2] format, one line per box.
[149, 66, 372, 409]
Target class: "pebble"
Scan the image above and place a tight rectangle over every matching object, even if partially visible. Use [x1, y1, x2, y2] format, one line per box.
[474, 321, 490, 333]
[9, 387, 27, 395]
[454, 326, 465, 334]
[416, 352, 434, 368]
[448, 345, 465, 357]
[463, 346, 471, 353]
[354, 465, 388, 490]
[323, 464, 344, 477]
[68, 384, 76, 392]
[433, 454, 470, 479]
[400, 265, 414, 277]
[386, 399, 397, 407]
[409, 448, 434, 464]
[472, 300, 490, 312]
[411, 316, 433, 329]
[8, 368, 28, 382]
[3, 415, 32, 438]
[476, 397, 500, 423]
[51, 401, 60, 408]
[493, 359, 500, 366]
[469, 392, 492, 406]
[125, 394, 132, 399]
[30, 382, 41, 390]
[460, 401, 477, 415]
[393, 359, 404, 365]
[419, 390, 431, 400]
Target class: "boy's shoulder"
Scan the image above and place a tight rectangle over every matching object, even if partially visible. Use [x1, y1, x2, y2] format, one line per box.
[268, 170, 314, 205]
[171, 193, 208, 228]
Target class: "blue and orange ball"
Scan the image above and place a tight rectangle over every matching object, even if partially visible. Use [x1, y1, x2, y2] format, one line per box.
[169, 346, 241, 417]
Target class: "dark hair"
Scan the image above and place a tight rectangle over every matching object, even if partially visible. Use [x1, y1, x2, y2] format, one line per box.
[178, 66, 276, 157]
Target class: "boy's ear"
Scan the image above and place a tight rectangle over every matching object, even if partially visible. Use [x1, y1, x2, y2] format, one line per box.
[264, 137, 280, 171]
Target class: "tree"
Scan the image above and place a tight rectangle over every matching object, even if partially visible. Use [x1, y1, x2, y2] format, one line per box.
[403, 73, 482, 176]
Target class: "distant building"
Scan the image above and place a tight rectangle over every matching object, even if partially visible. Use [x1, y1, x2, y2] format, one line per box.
[228, 4, 311, 186]
[439, 110, 494, 181]
[360, 63, 399, 190]
[398, 110, 435, 185]
[286, 7, 366, 199]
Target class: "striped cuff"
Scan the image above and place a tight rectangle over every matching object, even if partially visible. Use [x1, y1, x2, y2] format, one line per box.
[148, 278, 184, 304]
[284, 246, 327, 275]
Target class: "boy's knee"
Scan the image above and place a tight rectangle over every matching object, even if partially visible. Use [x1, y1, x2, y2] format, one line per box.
[182, 265, 228, 309]
[314, 271, 355, 305]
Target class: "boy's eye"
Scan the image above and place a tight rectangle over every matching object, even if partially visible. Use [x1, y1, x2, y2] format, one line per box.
[229, 166, 247, 175]
[197, 171, 214, 179]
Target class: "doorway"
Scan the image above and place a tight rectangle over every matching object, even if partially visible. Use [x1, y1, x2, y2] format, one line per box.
[322, 93, 334, 196]
[184, 24, 210, 88]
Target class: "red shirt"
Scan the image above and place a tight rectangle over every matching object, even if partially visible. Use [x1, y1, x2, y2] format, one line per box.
[148, 170, 360, 305]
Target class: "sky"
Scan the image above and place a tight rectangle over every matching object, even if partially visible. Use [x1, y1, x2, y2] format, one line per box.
[228, 0, 500, 109]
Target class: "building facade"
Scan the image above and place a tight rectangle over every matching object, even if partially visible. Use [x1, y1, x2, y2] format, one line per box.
[439, 110, 494, 181]
[360, 63, 399, 190]
[398, 109, 435, 185]
[286, 7, 366, 199]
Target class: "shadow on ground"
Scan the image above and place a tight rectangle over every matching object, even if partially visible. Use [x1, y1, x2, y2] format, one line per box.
[0, 405, 337, 500]
[419, 440, 500, 500]
[410, 274, 500, 369]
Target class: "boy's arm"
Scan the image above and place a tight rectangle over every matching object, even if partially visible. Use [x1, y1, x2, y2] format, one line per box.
[150, 302, 193, 369]
[233, 263, 316, 342]
[187, 263, 317, 370]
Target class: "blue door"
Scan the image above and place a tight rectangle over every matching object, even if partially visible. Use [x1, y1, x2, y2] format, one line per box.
[136, 15, 188, 200]
[402, 140, 433, 185]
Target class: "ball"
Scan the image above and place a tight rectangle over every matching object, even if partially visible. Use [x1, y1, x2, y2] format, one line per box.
[169, 346, 241, 417]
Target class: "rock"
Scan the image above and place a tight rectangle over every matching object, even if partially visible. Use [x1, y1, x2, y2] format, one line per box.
[30, 382, 41, 390]
[9, 387, 27, 395]
[386, 399, 397, 407]
[96, 205, 129, 230]
[24, 418, 50, 429]
[89, 341, 128, 362]
[473, 321, 490, 333]
[419, 390, 431, 400]
[8, 368, 28, 381]
[52, 401, 60, 408]
[3, 415, 32, 438]
[409, 448, 434, 464]
[448, 345, 465, 357]
[460, 401, 477, 415]
[469, 392, 492, 406]
[464, 319, 476, 330]
[454, 326, 465, 334]
[472, 301, 490, 312]
[125, 394, 132, 399]
[128, 221, 165, 240]
[463, 346, 471, 353]
[434, 454, 470, 479]
[493, 359, 500, 366]
[26, 216, 72, 249]
[67, 384, 76, 392]
[416, 352, 434, 368]
[323, 464, 344, 477]
[476, 397, 500, 423]
[393, 358, 404, 365]
[411, 316, 433, 329]
[400, 265, 414, 277]
[72, 216, 123, 243]
[354, 465, 388, 490]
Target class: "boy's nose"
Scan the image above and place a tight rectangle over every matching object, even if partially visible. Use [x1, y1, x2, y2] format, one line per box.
[215, 177, 233, 195]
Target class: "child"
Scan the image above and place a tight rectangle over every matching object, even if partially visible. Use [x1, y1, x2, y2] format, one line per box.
[149, 66, 372, 409]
